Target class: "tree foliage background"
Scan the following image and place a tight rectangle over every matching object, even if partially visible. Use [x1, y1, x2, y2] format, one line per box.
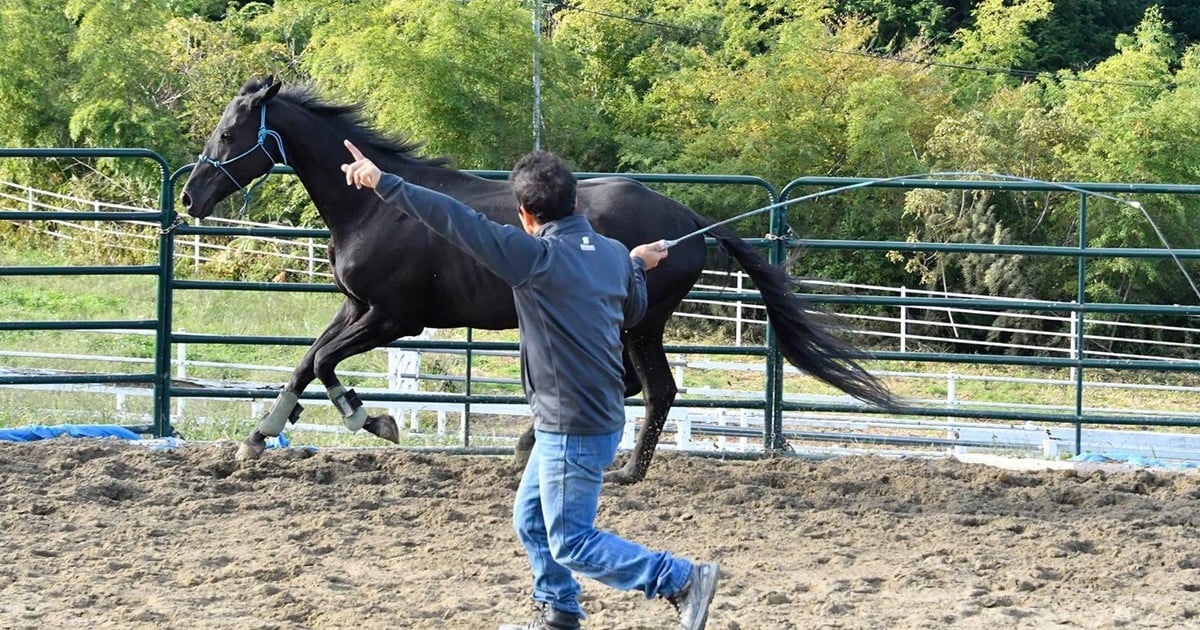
[3, 0, 1200, 346]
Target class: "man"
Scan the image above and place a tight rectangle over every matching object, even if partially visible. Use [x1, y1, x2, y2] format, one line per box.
[341, 141, 719, 630]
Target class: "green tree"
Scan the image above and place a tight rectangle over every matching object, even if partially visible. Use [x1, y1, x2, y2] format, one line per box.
[552, 0, 723, 169]
[831, 0, 960, 49]
[0, 0, 74, 182]
[823, 1, 1200, 73]
[905, 7, 1199, 318]
[940, 0, 1052, 105]
[1026, 0, 1200, 72]
[638, 13, 946, 191]
[166, 1, 311, 146]
[64, 0, 189, 196]
[891, 78, 1084, 349]
[303, 0, 559, 169]
[1055, 7, 1195, 306]
[605, 7, 955, 287]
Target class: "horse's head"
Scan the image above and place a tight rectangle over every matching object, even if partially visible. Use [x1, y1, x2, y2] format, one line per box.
[180, 76, 284, 219]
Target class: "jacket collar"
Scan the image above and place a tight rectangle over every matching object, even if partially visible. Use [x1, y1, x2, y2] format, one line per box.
[534, 213, 590, 238]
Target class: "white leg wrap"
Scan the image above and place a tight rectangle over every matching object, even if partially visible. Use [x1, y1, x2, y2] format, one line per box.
[343, 406, 367, 432]
[328, 385, 367, 432]
[257, 390, 299, 436]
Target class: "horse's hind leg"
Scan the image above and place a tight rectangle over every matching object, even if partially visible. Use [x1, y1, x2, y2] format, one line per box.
[604, 324, 676, 485]
[513, 339, 643, 473]
[513, 425, 536, 470]
[237, 299, 365, 461]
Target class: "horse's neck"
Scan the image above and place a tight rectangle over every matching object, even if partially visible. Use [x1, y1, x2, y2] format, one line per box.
[276, 103, 501, 230]
[365, 155, 509, 221]
[274, 132, 352, 226]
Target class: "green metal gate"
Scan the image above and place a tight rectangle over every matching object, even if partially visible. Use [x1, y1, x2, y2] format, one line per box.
[778, 176, 1200, 454]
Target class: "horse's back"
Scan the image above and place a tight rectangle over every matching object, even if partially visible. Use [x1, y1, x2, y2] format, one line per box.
[578, 177, 708, 302]
[577, 177, 702, 244]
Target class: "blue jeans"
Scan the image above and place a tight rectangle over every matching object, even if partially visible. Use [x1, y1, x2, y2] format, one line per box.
[513, 430, 692, 617]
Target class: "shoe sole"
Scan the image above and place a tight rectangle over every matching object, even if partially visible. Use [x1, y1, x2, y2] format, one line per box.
[689, 563, 720, 630]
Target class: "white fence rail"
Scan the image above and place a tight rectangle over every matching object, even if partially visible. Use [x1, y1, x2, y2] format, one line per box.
[4, 333, 1200, 462]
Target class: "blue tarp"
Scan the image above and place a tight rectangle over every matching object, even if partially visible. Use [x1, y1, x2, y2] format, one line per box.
[1070, 452, 1197, 470]
[0, 424, 290, 449]
[0, 424, 141, 442]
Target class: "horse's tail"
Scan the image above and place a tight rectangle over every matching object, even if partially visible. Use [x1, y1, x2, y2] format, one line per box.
[706, 223, 898, 410]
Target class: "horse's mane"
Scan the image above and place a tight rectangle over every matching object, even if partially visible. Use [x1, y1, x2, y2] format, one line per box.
[276, 85, 452, 168]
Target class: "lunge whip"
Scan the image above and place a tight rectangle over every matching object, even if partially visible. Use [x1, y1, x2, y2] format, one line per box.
[660, 171, 1199, 302]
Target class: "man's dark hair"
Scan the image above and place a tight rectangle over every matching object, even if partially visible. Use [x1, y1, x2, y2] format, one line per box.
[509, 151, 577, 223]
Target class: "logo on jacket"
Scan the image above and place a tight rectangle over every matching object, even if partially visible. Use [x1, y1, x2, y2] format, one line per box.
[580, 236, 596, 251]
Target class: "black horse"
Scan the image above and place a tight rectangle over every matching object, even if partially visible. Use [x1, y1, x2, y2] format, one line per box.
[180, 77, 894, 483]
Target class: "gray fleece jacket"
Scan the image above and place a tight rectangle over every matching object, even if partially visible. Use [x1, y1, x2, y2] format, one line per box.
[375, 173, 647, 435]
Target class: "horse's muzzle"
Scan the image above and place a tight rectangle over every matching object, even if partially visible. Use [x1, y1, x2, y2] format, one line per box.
[179, 188, 213, 219]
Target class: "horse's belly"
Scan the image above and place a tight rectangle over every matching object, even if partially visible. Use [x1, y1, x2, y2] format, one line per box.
[429, 280, 518, 330]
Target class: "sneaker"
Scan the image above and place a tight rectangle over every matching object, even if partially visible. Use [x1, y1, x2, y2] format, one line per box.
[666, 562, 720, 630]
[498, 602, 583, 630]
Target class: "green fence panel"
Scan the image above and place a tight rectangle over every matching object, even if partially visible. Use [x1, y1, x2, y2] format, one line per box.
[780, 176, 1200, 455]
[0, 147, 174, 437]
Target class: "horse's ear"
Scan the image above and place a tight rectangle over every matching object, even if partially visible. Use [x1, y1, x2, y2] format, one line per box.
[264, 78, 282, 101]
[248, 76, 282, 107]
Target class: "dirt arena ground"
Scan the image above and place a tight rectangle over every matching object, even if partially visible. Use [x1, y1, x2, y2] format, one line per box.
[1, 440, 1198, 629]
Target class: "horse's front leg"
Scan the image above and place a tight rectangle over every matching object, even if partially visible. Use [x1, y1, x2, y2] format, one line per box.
[237, 299, 362, 461]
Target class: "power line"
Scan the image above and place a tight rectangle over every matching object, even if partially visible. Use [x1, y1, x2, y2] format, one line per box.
[551, 2, 1175, 91]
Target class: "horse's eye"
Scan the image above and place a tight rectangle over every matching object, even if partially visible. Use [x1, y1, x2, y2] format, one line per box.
[219, 132, 233, 142]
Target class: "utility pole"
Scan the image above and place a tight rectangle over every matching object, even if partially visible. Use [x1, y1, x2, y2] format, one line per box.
[531, 0, 543, 151]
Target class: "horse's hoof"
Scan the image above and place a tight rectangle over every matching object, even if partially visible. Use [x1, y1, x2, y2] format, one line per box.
[236, 432, 267, 461]
[364, 415, 400, 444]
[236, 442, 263, 461]
[603, 467, 643, 485]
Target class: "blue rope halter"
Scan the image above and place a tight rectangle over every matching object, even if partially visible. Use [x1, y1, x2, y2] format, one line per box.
[197, 105, 288, 216]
